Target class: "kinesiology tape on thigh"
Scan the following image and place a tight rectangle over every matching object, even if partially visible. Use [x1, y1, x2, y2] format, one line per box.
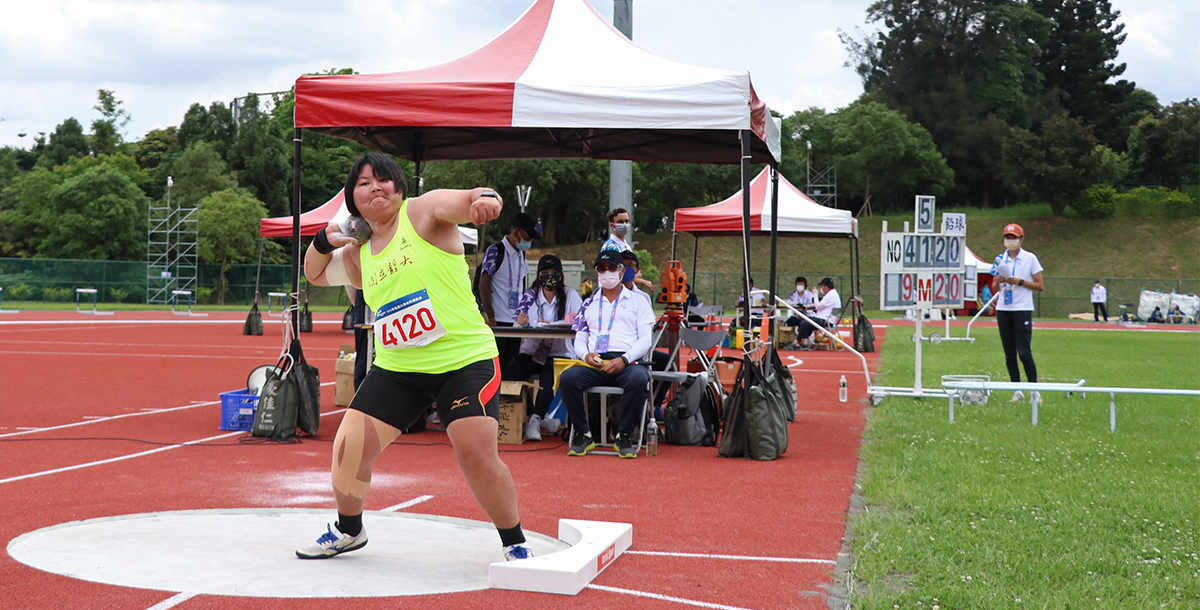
[332, 413, 397, 499]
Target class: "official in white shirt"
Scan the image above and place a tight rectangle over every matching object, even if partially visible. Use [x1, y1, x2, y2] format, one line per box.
[1090, 280, 1108, 322]
[560, 250, 656, 459]
[789, 277, 841, 347]
[600, 207, 633, 253]
[783, 275, 816, 328]
[990, 223, 1045, 402]
[480, 212, 540, 367]
[502, 255, 583, 440]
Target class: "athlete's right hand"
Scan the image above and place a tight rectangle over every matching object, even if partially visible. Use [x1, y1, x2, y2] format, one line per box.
[324, 221, 358, 249]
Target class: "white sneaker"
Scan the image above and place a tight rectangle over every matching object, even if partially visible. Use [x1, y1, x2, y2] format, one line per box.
[541, 417, 561, 434]
[525, 415, 542, 441]
[1011, 390, 1025, 402]
[1030, 391, 1041, 404]
[296, 524, 368, 559]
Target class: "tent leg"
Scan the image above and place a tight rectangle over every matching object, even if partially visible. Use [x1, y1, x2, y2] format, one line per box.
[768, 165, 779, 344]
[290, 128, 303, 338]
[738, 130, 753, 346]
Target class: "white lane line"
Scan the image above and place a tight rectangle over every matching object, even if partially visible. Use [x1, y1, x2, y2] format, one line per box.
[380, 495, 435, 512]
[0, 350, 272, 360]
[0, 382, 335, 439]
[625, 550, 837, 565]
[587, 584, 757, 610]
[0, 406, 348, 485]
[145, 592, 196, 610]
[0, 319, 344, 326]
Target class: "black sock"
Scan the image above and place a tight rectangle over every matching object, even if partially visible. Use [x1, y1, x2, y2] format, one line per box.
[497, 522, 526, 547]
[335, 512, 363, 537]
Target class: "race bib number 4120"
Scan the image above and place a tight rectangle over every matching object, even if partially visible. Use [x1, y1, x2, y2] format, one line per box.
[374, 289, 447, 349]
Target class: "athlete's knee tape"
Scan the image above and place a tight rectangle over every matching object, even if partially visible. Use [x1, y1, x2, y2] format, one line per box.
[324, 248, 351, 286]
[332, 411, 400, 500]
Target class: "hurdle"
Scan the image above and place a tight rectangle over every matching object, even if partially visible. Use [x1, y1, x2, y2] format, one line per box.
[0, 287, 18, 314]
[171, 290, 208, 317]
[266, 292, 288, 317]
[941, 377, 1200, 431]
[75, 288, 113, 315]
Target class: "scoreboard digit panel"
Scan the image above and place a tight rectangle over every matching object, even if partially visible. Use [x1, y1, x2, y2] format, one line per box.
[880, 231, 967, 311]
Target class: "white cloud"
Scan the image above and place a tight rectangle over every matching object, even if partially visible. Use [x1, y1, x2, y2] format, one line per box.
[1, 0, 1196, 149]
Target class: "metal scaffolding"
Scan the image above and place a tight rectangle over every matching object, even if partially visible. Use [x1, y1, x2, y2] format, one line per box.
[146, 177, 199, 304]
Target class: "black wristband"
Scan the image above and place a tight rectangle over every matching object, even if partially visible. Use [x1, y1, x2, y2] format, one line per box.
[313, 228, 335, 255]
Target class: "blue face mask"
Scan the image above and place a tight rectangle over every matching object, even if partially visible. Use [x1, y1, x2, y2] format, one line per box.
[622, 265, 636, 283]
[515, 240, 532, 251]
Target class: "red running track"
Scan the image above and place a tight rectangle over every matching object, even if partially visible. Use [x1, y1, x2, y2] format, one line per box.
[0, 311, 880, 610]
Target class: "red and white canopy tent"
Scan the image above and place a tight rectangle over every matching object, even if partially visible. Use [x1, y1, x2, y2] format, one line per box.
[259, 189, 477, 244]
[284, 0, 782, 334]
[673, 167, 862, 314]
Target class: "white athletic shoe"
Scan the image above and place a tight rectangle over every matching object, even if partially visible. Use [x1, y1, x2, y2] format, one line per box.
[296, 524, 368, 559]
[504, 544, 534, 561]
[525, 415, 543, 441]
[541, 417, 561, 434]
[1011, 390, 1025, 402]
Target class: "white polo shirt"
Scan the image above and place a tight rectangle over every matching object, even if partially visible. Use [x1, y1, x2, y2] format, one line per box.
[481, 238, 528, 323]
[812, 288, 841, 323]
[1091, 284, 1107, 303]
[601, 233, 631, 252]
[571, 286, 656, 363]
[787, 288, 815, 309]
[991, 248, 1043, 311]
[514, 286, 583, 358]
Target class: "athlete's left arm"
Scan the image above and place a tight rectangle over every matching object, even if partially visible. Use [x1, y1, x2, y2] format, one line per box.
[408, 188, 503, 253]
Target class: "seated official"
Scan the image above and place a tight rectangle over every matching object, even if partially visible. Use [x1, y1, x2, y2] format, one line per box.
[785, 277, 841, 348]
[502, 255, 582, 441]
[560, 250, 656, 459]
[785, 276, 815, 317]
[1167, 304, 1187, 324]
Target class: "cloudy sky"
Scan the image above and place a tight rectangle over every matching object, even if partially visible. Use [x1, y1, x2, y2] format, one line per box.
[0, 0, 1196, 150]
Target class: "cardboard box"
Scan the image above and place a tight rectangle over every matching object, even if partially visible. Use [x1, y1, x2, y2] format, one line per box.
[334, 346, 356, 407]
[776, 327, 796, 347]
[715, 358, 742, 395]
[497, 381, 532, 445]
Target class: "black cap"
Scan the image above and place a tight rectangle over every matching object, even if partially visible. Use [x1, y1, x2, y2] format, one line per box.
[537, 254, 563, 272]
[512, 212, 541, 240]
[620, 249, 638, 262]
[819, 277, 835, 288]
[594, 250, 623, 268]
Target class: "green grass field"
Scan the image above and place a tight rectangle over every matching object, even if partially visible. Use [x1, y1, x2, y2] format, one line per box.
[848, 328, 1200, 608]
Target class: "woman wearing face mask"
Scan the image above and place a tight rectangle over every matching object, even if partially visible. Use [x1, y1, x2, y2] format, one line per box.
[503, 255, 583, 440]
[990, 223, 1044, 402]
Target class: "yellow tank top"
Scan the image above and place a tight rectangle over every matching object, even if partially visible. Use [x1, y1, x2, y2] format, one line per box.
[360, 201, 498, 373]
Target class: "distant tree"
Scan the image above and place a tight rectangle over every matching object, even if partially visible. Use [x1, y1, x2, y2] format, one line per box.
[1002, 114, 1110, 215]
[843, 0, 1052, 206]
[632, 162, 740, 235]
[36, 165, 149, 260]
[227, 94, 290, 216]
[197, 188, 269, 304]
[1028, 0, 1153, 151]
[0, 147, 19, 193]
[0, 155, 148, 257]
[777, 107, 833, 188]
[90, 89, 132, 156]
[1127, 99, 1199, 190]
[825, 100, 955, 214]
[37, 118, 90, 167]
[168, 142, 238, 210]
[134, 127, 182, 202]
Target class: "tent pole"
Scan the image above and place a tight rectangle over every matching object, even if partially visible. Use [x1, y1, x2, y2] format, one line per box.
[670, 227, 677, 261]
[738, 130, 753, 347]
[290, 128, 303, 339]
[769, 164, 779, 344]
[691, 235, 699, 292]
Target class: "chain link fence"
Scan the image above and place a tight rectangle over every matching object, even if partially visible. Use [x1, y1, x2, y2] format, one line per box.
[2, 258, 1196, 318]
[0, 258, 352, 308]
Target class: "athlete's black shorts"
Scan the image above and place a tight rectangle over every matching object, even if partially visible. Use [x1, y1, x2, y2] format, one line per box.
[348, 357, 501, 431]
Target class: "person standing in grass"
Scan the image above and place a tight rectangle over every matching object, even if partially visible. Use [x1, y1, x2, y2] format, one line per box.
[990, 223, 1044, 402]
[1090, 280, 1108, 322]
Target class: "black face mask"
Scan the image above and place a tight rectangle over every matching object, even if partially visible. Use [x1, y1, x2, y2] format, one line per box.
[541, 276, 561, 292]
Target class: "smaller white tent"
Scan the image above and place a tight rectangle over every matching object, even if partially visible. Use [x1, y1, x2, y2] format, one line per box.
[673, 167, 857, 238]
[965, 246, 994, 275]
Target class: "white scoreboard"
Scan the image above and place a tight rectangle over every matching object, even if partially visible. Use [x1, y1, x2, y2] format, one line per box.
[879, 232, 976, 310]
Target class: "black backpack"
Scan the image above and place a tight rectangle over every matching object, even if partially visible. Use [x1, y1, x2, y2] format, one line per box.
[471, 243, 504, 311]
